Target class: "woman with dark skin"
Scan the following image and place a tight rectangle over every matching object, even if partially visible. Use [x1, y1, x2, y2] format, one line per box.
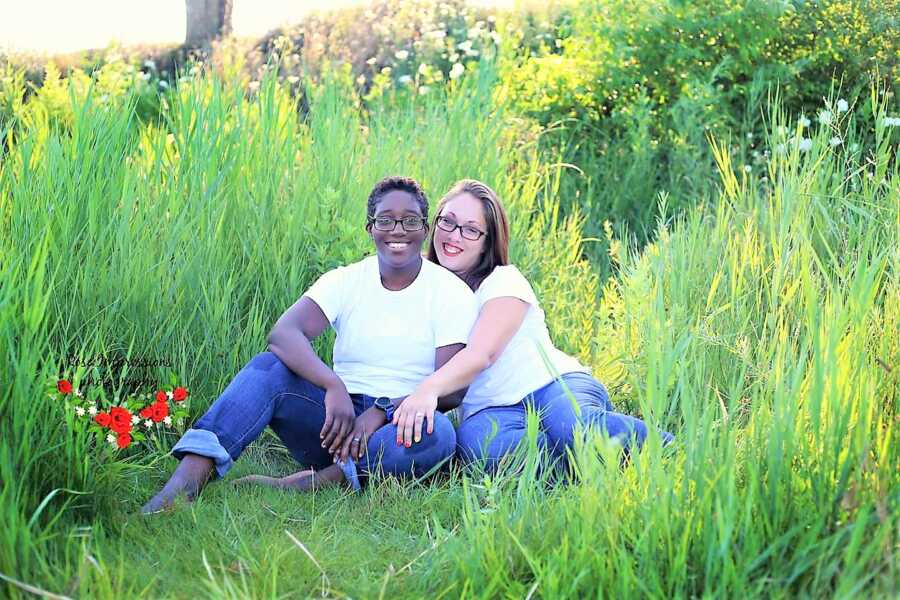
[142, 176, 478, 513]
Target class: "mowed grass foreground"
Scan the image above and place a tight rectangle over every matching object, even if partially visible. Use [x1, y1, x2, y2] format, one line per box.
[1, 67, 897, 598]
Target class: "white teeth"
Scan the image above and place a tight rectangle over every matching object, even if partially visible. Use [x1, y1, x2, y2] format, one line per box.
[387, 242, 409, 249]
[443, 243, 462, 256]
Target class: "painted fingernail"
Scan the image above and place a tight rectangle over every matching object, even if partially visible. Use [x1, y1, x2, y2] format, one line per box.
[405, 441, 411, 448]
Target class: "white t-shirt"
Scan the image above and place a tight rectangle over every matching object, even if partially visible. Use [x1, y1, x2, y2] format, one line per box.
[460, 265, 590, 420]
[303, 255, 478, 398]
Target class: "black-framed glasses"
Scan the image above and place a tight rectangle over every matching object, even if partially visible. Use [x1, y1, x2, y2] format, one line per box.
[435, 216, 485, 241]
[368, 215, 427, 232]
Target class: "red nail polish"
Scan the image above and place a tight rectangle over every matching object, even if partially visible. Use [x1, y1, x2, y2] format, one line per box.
[405, 441, 411, 448]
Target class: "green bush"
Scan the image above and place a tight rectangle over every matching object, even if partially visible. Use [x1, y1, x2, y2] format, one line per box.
[500, 0, 899, 250]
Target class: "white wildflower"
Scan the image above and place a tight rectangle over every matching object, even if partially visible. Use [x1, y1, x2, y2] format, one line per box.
[143, 59, 156, 70]
[248, 81, 260, 92]
[287, 75, 299, 84]
[418, 85, 430, 95]
[75, 406, 85, 417]
[106, 433, 117, 445]
[163, 416, 172, 426]
[75, 389, 83, 397]
[798, 137, 813, 152]
[829, 136, 842, 147]
[849, 143, 859, 152]
[88, 405, 98, 416]
[490, 31, 501, 45]
[366, 57, 377, 66]
[449, 62, 465, 80]
[144, 419, 153, 428]
[395, 50, 409, 61]
[798, 115, 810, 128]
[398, 75, 413, 85]
[356, 74, 366, 86]
[818, 110, 833, 125]
[418, 63, 428, 75]
[775, 143, 786, 154]
[131, 415, 140, 424]
[457, 40, 473, 53]
[141, 71, 151, 81]
[166, 390, 174, 400]
[882, 116, 899, 127]
[158, 80, 169, 89]
[746, 132, 753, 140]
[837, 99, 849, 113]
[743, 165, 752, 173]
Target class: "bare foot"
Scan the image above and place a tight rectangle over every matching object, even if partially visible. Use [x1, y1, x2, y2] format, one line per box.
[232, 469, 315, 489]
[232, 465, 346, 492]
[141, 454, 214, 515]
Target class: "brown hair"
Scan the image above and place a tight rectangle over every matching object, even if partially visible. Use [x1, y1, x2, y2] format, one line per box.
[426, 179, 510, 290]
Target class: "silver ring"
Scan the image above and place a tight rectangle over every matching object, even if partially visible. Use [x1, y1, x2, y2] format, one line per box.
[415, 412, 424, 418]
[352, 436, 361, 442]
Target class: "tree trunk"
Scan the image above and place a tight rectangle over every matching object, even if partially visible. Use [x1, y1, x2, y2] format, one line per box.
[185, 0, 233, 47]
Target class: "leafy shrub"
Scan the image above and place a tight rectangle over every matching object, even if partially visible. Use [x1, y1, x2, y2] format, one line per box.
[244, 0, 501, 101]
[500, 0, 898, 248]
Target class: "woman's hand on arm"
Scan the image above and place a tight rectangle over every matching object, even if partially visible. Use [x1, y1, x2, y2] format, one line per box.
[392, 342, 465, 447]
[267, 296, 356, 455]
[392, 297, 529, 447]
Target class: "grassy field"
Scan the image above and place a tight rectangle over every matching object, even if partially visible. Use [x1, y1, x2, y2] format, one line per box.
[1, 38, 898, 600]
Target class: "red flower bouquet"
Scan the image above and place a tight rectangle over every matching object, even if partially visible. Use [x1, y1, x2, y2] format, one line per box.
[51, 377, 191, 451]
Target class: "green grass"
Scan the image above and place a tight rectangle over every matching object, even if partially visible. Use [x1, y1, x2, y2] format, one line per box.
[0, 59, 897, 598]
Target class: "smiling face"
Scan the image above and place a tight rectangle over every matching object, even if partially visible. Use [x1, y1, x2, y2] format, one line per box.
[367, 189, 428, 271]
[432, 192, 488, 275]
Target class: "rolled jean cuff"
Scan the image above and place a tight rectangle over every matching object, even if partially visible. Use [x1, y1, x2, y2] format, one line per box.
[171, 428, 234, 478]
[337, 459, 362, 492]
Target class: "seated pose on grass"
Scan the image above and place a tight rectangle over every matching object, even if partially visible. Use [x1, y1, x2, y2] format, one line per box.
[394, 179, 673, 473]
[142, 176, 478, 514]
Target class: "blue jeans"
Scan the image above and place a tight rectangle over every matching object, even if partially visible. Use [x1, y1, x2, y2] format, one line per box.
[171, 351, 456, 489]
[456, 372, 673, 472]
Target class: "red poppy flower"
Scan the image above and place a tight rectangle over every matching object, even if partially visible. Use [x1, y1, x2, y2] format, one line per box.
[156, 390, 167, 404]
[173, 387, 188, 402]
[57, 380, 73, 394]
[116, 433, 132, 449]
[109, 407, 132, 434]
[139, 406, 153, 419]
[94, 412, 111, 427]
[150, 401, 169, 423]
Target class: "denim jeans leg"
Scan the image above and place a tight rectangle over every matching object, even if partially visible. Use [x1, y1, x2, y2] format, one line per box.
[172, 351, 333, 477]
[356, 411, 457, 484]
[532, 372, 673, 457]
[456, 403, 543, 473]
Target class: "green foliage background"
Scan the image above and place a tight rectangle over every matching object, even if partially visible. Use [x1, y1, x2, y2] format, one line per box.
[0, 0, 897, 597]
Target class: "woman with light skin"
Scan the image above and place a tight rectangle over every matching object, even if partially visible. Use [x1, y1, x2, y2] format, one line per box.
[141, 176, 478, 513]
[393, 179, 672, 471]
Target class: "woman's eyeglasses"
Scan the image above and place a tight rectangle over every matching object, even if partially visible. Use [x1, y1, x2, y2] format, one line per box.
[368, 216, 427, 232]
[435, 216, 485, 241]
